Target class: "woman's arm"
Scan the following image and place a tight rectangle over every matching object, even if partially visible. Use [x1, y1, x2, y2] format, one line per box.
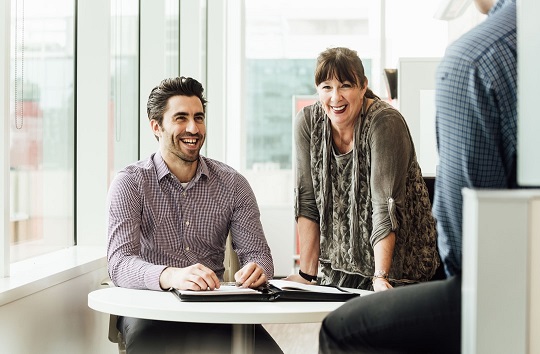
[369, 109, 412, 291]
[292, 216, 321, 283]
[286, 107, 321, 283]
[372, 231, 395, 291]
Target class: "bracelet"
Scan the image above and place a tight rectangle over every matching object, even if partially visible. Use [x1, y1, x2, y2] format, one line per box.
[299, 269, 318, 282]
[372, 270, 389, 281]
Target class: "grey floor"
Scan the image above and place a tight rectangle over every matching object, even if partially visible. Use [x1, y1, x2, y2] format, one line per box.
[264, 323, 321, 354]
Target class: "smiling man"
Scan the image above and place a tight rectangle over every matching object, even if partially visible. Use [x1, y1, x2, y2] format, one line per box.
[107, 77, 282, 353]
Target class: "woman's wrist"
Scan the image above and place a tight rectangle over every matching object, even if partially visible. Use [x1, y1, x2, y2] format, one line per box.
[298, 269, 318, 282]
[372, 270, 389, 282]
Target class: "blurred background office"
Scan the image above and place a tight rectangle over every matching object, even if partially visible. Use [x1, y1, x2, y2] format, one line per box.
[1, 1, 538, 353]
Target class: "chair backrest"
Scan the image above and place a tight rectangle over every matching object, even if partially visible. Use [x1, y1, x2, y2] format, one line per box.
[423, 176, 435, 206]
[223, 233, 240, 282]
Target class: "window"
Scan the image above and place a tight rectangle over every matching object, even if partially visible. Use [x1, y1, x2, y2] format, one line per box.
[228, 0, 453, 274]
[9, 0, 75, 262]
[109, 0, 139, 183]
[241, 0, 381, 205]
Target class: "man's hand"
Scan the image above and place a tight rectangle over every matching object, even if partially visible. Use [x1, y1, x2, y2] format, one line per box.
[159, 263, 220, 291]
[234, 262, 267, 288]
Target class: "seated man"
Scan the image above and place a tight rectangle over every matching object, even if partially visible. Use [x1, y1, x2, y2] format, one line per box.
[107, 76, 282, 354]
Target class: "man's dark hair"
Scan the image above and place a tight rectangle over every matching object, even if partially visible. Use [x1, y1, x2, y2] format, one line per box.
[147, 76, 208, 129]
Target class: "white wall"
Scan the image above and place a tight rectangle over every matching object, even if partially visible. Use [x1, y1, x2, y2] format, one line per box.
[397, 57, 440, 176]
[76, 0, 110, 247]
[462, 189, 540, 354]
[517, 0, 540, 186]
[0, 267, 116, 354]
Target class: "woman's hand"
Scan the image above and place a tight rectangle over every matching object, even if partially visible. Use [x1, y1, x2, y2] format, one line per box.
[372, 277, 393, 292]
[283, 273, 315, 284]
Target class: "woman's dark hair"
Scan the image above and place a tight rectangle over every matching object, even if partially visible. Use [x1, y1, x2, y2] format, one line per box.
[146, 76, 208, 128]
[314, 47, 378, 99]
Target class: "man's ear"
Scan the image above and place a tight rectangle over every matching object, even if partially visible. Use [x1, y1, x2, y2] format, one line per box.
[150, 119, 161, 138]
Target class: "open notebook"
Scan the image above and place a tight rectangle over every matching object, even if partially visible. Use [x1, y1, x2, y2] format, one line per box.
[171, 279, 360, 302]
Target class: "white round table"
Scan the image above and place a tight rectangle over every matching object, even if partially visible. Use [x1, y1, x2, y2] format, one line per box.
[88, 286, 371, 353]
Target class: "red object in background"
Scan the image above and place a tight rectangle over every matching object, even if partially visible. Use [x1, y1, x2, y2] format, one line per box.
[11, 100, 43, 169]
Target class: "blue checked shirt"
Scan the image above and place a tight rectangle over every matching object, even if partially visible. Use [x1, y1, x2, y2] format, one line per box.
[433, 0, 517, 276]
[107, 152, 274, 290]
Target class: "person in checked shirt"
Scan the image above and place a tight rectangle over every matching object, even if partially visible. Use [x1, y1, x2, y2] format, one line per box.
[107, 76, 282, 354]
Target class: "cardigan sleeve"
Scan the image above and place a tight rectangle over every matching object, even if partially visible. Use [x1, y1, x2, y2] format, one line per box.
[294, 106, 320, 223]
[368, 109, 412, 247]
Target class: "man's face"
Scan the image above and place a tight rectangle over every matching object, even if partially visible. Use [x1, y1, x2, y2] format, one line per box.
[154, 95, 206, 163]
[474, 0, 495, 14]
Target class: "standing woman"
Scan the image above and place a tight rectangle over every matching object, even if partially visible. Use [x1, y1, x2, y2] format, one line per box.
[289, 47, 439, 291]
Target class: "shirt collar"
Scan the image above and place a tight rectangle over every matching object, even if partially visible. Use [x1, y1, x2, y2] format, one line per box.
[490, 0, 514, 15]
[152, 151, 209, 184]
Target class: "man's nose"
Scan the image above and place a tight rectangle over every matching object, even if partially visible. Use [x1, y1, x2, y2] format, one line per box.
[186, 118, 199, 134]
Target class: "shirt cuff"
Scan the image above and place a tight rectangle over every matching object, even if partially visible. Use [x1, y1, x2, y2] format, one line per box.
[145, 264, 169, 291]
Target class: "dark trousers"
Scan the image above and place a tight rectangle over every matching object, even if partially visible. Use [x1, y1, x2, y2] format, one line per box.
[118, 316, 283, 354]
[319, 275, 461, 354]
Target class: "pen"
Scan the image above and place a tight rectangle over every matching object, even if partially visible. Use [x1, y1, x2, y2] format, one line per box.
[220, 281, 243, 287]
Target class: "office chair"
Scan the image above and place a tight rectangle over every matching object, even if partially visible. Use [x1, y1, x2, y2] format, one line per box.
[102, 234, 240, 353]
[421, 175, 447, 281]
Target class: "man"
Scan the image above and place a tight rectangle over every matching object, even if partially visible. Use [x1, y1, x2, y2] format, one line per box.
[107, 76, 282, 353]
[318, 0, 517, 352]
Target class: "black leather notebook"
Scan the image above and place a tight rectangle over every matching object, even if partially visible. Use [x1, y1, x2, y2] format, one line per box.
[171, 279, 360, 302]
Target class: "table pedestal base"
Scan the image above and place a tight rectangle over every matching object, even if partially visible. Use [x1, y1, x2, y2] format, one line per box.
[232, 323, 255, 354]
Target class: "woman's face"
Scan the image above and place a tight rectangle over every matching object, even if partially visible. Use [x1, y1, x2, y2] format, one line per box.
[316, 76, 367, 126]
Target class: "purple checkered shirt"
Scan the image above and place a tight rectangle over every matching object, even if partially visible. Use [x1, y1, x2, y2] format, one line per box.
[107, 152, 274, 290]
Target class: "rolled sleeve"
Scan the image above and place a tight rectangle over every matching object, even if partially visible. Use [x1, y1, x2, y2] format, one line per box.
[368, 111, 411, 247]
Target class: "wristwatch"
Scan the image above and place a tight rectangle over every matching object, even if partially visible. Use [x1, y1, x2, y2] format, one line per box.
[372, 270, 389, 280]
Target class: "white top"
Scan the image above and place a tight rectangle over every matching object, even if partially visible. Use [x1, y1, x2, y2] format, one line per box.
[88, 285, 372, 325]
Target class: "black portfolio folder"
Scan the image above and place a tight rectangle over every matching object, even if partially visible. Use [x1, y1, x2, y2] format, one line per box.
[171, 279, 360, 302]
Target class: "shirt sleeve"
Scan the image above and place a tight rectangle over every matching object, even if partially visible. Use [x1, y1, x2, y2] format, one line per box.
[107, 171, 167, 291]
[294, 107, 320, 223]
[228, 173, 275, 279]
[368, 109, 413, 247]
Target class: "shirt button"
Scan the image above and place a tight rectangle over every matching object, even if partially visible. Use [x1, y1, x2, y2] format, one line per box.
[388, 198, 394, 203]
[182, 192, 186, 196]
[185, 221, 190, 226]
[185, 246, 190, 251]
